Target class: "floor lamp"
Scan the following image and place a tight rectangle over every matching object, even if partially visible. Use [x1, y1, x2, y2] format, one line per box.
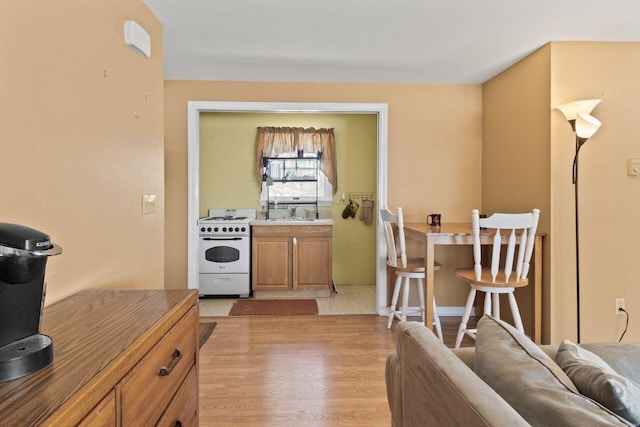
[556, 99, 602, 343]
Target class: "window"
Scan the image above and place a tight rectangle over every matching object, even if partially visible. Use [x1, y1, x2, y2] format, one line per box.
[260, 152, 333, 204]
[255, 127, 337, 202]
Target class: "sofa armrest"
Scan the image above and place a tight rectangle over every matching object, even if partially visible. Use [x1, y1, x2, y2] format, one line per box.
[386, 353, 403, 427]
[388, 322, 529, 426]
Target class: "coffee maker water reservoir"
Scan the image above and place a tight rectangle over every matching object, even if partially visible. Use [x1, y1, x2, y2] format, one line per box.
[0, 223, 62, 382]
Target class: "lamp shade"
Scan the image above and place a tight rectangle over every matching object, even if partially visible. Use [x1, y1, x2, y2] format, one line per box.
[556, 99, 601, 121]
[575, 113, 601, 139]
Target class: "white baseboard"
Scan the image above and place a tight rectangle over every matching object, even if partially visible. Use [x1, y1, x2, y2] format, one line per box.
[437, 306, 477, 317]
[383, 306, 476, 317]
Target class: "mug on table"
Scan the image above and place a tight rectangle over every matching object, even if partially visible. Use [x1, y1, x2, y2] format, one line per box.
[426, 213, 441, 227]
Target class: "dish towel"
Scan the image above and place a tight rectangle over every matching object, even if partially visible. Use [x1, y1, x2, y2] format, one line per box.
[360, 200, 374, 225]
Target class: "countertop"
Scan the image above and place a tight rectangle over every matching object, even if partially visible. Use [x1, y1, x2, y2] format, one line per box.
[251, 218, 335, 226]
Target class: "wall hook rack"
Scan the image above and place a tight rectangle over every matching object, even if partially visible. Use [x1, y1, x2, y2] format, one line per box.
[347, 192, 374, 201]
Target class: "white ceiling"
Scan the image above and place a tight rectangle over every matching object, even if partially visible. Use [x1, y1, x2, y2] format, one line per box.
[143, 0, 640, 84]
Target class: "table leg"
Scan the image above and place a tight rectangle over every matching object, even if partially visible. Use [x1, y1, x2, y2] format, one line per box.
[533, 235, 542, 343]
[425, 236, 435, 329]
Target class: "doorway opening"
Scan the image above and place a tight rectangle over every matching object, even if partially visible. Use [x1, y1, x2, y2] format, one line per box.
[187, 101, 389, 315]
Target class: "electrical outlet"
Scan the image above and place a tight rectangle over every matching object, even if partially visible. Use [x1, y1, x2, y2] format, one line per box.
[615, 298, 626, 314]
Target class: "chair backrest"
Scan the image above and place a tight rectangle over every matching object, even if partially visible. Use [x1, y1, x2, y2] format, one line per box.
[472, 208, 540, 283]
[380, 207, 408, 268]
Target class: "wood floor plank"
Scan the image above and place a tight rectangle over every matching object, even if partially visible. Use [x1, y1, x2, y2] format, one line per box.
[198, 315, 476, 426]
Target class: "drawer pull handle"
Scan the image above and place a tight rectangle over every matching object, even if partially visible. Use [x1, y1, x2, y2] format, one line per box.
[158, 347, 182, 377]
[175, 420, 183, 427]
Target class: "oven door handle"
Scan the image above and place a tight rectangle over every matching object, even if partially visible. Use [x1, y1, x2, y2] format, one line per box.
[202, 237, 244, 241]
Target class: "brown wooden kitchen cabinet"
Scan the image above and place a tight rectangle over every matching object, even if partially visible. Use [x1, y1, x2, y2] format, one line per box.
[0, 289, 199, 426]
[252, 225, 332, 298]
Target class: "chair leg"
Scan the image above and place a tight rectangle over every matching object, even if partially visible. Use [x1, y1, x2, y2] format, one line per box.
[417, 278, 426, 324]
[456, 287, 476, 348]
[433, 297, 443, 342]
[401, 276, 410, 321]
[492, 292, 500, 319]
[483, 290, 491, 315]
[418, 277, 443, 342]
[387, 275, 403, 329]
[508, 292, 524, 333]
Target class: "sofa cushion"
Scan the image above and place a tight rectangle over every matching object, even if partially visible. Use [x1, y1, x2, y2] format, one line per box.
[556, 340, 640, 425]
[474, 315, 633, 426]
[580, 342, 640, 384]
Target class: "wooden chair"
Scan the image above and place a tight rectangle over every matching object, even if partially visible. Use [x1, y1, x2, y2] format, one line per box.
[454, 209, 540, 348]
[381, 208, 443, 341]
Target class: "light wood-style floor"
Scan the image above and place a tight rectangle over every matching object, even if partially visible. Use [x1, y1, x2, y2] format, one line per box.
[198, 314, 476, 426]
[199, 284, 377, 317]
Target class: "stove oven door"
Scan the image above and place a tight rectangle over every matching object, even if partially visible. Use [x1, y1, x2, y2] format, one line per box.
[198, 236, 249, 274]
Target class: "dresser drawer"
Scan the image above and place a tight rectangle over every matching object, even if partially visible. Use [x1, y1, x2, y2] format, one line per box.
[156, 365, 198, 427]
[78, 389, 116, 426]
[121, 307, 197, 425]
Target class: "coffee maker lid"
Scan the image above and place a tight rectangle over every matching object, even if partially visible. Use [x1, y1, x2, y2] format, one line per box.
[0, 223, 60, 254]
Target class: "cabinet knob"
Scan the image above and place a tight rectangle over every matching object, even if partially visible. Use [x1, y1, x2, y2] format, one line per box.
[293, 237, 297, 245]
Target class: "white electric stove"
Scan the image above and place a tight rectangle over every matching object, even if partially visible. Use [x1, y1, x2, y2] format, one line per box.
[197, 209, 256, 298]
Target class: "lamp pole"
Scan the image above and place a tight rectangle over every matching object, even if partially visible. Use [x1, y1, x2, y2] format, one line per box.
[556, 100, 602, 344]
[572, 136, 586, 343]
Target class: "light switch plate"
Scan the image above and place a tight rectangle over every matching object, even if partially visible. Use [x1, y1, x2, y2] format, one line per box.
[142, 194, 156, 214]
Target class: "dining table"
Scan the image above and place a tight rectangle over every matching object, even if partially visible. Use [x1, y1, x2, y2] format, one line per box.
[403, 222, 545, 344]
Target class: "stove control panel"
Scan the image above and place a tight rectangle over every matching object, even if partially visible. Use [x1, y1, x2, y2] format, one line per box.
[198, 222, 250, 237]
[200, 226, 247, 234]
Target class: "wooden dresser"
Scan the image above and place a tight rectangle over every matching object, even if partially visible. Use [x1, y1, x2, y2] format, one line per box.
[0, 289, 199, 426]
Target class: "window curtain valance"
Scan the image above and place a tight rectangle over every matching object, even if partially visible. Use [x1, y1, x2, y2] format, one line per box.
[256, 127, 338, 193]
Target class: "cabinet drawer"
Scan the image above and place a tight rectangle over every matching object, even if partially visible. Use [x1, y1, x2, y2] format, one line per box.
[252, 225, 331, 238]
[156, 365, 198, 427]
[78, 389, 116, 426]
[121, 307, 197, 425]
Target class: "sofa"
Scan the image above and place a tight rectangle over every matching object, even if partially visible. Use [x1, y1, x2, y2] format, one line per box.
[386, 316, 640, 426]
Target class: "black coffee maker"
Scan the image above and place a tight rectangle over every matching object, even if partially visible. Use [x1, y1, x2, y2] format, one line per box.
[0, 223, 62, 382]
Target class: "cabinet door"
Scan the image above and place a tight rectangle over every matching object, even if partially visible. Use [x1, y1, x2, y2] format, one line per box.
[252, 237, 291, 290]
[293, 237, 332, 289]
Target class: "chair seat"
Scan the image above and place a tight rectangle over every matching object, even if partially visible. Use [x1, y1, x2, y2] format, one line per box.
[455, 268, 529, 288]
[388, 258, 442, 273]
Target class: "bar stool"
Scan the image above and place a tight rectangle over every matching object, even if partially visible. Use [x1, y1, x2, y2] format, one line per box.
[381, 207, 443, 341]
[454, 209, 540, 348]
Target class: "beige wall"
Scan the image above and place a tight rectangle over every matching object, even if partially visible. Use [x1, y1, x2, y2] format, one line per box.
[164, 81, 482, 306]
[484, 41, 640, 343]
[1, 1, 165, 304]
[199, 112, 378, 285]
[482, 45, 552, 341]
[550, 42, 640, 343]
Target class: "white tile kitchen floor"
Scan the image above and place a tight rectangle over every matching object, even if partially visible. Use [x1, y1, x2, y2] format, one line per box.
[198, 284, 377, 316]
